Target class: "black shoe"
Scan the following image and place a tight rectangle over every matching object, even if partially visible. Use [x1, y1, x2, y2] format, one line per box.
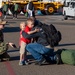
[55, 54, 61, 65]
[2, 52, 10, 61]
[35, 58, 46, 66]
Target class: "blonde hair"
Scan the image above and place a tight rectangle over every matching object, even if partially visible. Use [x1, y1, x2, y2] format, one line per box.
[27, 18, 34, 25]
[20, 22, 26, 29]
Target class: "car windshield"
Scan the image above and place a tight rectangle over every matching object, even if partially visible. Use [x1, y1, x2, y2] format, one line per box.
[70, 2, 75, 8]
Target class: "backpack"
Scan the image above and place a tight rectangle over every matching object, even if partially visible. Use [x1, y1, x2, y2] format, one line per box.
[28, 2, 34, 10]
[41, 24, 62, 47]
[0, 42, 8, 55]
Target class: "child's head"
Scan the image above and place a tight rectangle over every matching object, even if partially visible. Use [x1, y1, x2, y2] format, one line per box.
[27, 18, 34, 28]
[20, 22, 26, 31]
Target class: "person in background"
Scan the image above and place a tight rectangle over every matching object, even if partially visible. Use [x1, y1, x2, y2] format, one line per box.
[0, 19, 15, 46]
[26, 0, 35, 18]
[2, 2, 8, 19]
[12, 3, 19, 19]
[0, 19, 17, 61]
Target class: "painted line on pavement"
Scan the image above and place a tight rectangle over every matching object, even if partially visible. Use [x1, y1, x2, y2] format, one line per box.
[4, 61, 16, 75]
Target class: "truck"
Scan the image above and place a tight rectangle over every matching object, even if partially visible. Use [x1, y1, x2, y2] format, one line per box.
[63, 0, 75, 20]
[2, 0, 63, 15]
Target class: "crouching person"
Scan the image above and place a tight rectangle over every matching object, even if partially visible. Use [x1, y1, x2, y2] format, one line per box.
[0, 19, 16, 61]
[26, 42, 55, 66]
[24, 28, 60, 65]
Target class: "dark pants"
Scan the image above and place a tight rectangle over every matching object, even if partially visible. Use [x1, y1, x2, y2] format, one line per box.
[32, 11, 35, 18]
[13, 11, 18, 18]
[3, 11, 7, 16]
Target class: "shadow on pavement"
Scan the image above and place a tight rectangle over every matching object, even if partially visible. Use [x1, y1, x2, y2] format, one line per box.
[7, 21, 16, 24]
[4, 17, 27, 20]
[10, 56, 19, 61]
[3, 27, 20, 32]
[58, 43, 75, 47]
[7, 49, 19, 53]
[10, 55, 34, 61]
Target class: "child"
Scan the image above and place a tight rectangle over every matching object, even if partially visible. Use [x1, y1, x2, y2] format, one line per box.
[19, 19, 39, 66]
[19, 22, 26, 65]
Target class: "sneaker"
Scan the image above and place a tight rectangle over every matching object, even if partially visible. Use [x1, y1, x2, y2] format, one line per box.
[24, 60, 29, 65]
[19, 61, 23, 66]
[35, 58, 46, 66]
[4, 16, 6, 19]
[55, 54, 61, 65]
[13, 17, 15, 19]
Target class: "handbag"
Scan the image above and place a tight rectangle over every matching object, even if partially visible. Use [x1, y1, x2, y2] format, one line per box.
[24, 12, 28, 17]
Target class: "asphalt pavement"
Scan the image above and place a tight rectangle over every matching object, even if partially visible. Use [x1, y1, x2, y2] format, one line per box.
[0, 14, 75, 75]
